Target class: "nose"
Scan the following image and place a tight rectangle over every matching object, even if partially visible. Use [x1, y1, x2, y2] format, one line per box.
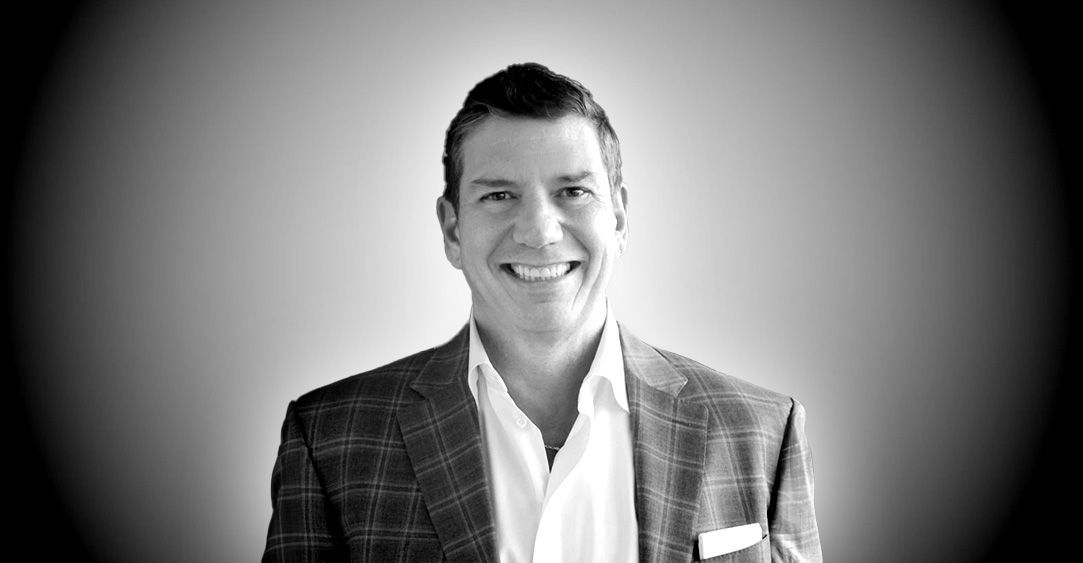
[512, 195, 563, 248]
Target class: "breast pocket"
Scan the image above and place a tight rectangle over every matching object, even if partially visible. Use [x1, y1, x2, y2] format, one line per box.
[699, 533, 770, 563]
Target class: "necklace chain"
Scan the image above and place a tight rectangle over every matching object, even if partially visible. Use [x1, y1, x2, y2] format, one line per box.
[543, 443, 562, 451]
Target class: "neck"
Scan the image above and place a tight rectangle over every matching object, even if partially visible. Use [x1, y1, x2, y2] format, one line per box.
[474, 305, 607, 444]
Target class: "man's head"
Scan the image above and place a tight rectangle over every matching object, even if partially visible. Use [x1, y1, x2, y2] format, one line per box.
[442, 63, 623, 209]
[437, 63, 628, 336]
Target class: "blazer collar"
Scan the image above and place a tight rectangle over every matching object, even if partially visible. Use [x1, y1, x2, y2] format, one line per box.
[620, 324, 709, 563]
[618, 322, 689, 396]
[398, 325, 498, 562]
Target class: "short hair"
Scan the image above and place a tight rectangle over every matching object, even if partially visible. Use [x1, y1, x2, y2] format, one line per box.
[441, 62, 623, 208]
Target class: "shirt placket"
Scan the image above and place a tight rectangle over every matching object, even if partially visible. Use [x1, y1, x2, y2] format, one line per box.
[531, 377, 601, 562]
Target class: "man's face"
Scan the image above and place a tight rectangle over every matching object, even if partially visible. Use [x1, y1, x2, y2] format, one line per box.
[438, 115, 628, 336]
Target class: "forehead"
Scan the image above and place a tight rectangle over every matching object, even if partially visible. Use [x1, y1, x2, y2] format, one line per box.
[460, 115, 606, 182]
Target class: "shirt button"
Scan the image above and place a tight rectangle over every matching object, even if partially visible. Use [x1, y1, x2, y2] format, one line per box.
[515, 416, 527, 428]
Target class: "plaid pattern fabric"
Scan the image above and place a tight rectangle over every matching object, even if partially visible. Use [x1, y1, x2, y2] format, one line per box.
[621, 328, 822, 562]
[263, 324, 821, 562]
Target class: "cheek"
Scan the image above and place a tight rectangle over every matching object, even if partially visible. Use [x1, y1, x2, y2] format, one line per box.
[585, 200, 617, 228]
[583, 210, 619, 250]
[458, 227, 501, 265]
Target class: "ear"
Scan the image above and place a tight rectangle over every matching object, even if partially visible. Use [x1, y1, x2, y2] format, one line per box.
[613, 184, 629, 255]
[436, 196, 462, 269]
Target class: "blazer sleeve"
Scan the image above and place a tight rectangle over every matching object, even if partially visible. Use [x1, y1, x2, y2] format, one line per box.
[263, 400, 346, 562]
[769, 399, 823, 562]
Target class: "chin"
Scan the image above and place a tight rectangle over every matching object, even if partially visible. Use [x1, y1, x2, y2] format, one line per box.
[514, 307, 576, 332]
[514, 301, 607, 334]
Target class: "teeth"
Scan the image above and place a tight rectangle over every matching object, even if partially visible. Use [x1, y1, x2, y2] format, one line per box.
[509, 262, 573, 282]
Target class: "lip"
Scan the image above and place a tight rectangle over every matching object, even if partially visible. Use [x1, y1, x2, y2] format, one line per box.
[500, 261, 581, 283]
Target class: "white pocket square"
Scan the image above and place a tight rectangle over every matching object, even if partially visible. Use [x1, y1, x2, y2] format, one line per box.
[698, 523, 764, 558]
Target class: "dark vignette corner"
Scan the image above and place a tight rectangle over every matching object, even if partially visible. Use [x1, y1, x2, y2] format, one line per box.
[977, 1, 1079, 561]
[4, 1, 99, 560]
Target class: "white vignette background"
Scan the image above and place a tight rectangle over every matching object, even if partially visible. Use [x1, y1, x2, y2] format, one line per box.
[8, 2, 1070, 561]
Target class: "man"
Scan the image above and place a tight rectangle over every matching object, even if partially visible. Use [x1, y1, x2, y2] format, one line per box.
[264, 63, 821, 562]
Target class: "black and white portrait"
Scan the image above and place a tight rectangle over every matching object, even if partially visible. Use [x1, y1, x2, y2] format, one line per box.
[6, 1, 1074, 561]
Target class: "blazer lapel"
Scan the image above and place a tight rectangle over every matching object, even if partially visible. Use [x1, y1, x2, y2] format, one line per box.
[397, 326, 497, 562]
[620, 324, 708, 563]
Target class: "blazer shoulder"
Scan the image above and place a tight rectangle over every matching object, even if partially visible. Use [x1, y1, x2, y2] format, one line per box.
[652, 345, 798, 423]
[280, 344, 456, 450]
[293, 345, 440, 412]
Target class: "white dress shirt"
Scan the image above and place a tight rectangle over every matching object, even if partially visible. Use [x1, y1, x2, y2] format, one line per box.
[467, 309, 638, 563]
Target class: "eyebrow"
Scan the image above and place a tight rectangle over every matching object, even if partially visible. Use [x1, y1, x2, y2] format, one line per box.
[557, 171, 595, 184]
[468, 178, 517, 189]
[467, 171, 596, 189]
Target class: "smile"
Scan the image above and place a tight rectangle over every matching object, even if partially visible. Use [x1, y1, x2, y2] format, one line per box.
[502, 261, 580, 282]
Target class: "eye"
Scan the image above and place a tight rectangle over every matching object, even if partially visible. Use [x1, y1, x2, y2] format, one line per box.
[480, 191, 512, 202]
[560, 187, 590, 198]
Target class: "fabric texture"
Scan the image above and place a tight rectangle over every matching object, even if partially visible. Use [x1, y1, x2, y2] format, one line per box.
[263, 324, 822, 562]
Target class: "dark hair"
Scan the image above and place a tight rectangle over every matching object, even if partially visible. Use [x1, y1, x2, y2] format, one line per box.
[441, 62, 623, 208]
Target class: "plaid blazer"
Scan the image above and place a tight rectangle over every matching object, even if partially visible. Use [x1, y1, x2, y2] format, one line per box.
[263, 324, 821, 562]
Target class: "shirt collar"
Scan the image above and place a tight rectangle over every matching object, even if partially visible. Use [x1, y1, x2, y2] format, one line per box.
[466, 304, 629, 413]
[467, 312, 500, 401]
